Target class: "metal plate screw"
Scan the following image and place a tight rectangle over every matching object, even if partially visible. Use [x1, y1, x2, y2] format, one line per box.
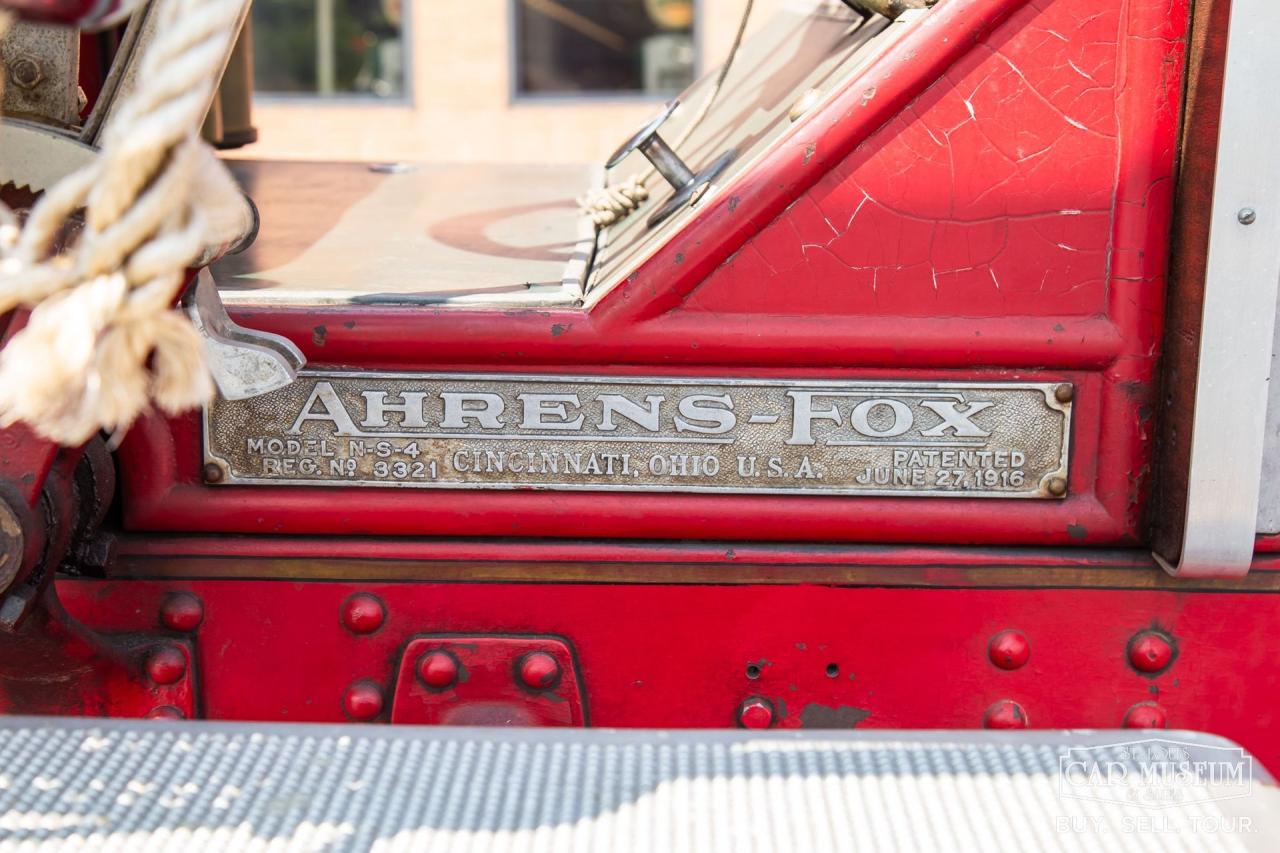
[984, 699, 1028, 729]
[1127, 630, 1175, 675]
[1047, 477, 1068, 497]
[988, 630, 1031, 670]
[341, 593, 386, 635]
[1054, 384, 1074, 404]
[203, 462, 224, 483]
[8, 55, 42, 90]
[145, 647, 188, 685]
[1239, 208, 1257, 225]
[518, 651, 562, 690]
[146, 705, 185, 720]
[737, 697, 775, 729]
[1124, 702, 1167, 729]
[343, 681, 384, 721]
[417, 651, 460, 689]
[160, 593, 205, 633]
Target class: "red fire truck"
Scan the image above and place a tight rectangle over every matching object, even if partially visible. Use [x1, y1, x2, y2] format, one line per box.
[0, 0, 1277, 848]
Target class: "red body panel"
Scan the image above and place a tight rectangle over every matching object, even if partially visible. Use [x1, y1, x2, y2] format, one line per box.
[389, 636, 585, 727]
[15, 0, 1275, 801]
[57, 577, 1280, 772]
[115, 0, 1190, 548]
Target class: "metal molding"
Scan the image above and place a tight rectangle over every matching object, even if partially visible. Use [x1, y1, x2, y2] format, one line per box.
[1156, 0, 1280, 578]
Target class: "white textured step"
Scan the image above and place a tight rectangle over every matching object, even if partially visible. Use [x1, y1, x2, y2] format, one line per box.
[0, 720, 1274, 852]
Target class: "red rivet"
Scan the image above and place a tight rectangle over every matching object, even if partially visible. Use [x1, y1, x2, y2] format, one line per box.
[145, 647, 187, 685]
[343, 681, 384, 721]
[518, 652, 561, 690]
[1124, 702, 1168, 729]
[340, 593, 386, 635]
[988, 630, 1030, 670]
[738, 697, 775, 729]
[146, 705, 185, 720]
[417, 651, 459, 689]
[160, 593, 204, 632]
[984, 700, 1028, 729]
[1128, 631, 1175, 674]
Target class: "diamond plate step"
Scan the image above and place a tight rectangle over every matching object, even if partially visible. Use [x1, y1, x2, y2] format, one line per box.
[0, 719, 1275, 851]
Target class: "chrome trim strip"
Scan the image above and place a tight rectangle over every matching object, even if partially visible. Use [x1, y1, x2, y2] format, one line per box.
[1156, 1, 1280, 578]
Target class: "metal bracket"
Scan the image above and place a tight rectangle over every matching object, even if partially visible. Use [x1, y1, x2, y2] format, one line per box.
[184, 270, 304, 400]
[840, 0, 936, 19]
[605, 100, 736, 229]
[1155, 0, 1280, 578]
[389, 636, 585, 726]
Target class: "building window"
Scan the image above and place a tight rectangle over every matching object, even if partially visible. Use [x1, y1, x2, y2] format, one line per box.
[514, 0, 697, 97]
[252, 0, 407, 98]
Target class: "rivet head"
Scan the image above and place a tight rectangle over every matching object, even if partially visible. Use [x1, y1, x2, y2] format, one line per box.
[160, 593, 204, 633]
[988, 630, 1031, 670]
[1054, 383, 1074, 404]
[146, 705, 185, 720]
[1047, 477, 1068, 497]
[417, 651, 459, 689]
[518, 652, 561, 690]
[145, 647, 187, 685]
[1128, 631, 1175, 674]
[1239, 208, 1257, 225]
[1124, 702, 1167, 729]
[202, 462, 224, 483]
[738, 697, 775, 729]
[343, 681, 384, 721]
[984, 700, 1028, 729]
[340, 593, 386, 635]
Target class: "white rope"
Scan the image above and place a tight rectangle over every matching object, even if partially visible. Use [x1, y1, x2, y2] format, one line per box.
[582, 173, 649, 228]
[579, 0, 756, 229]
[0, 0, 248, 445]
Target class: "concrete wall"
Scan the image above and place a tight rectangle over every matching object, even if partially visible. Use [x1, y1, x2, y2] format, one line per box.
[230, 0, 784, 164]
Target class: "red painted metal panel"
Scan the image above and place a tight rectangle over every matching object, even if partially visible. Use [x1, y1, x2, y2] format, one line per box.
[119, 367, 1115, 545]
[677, 0, 1185, 541]
[113, 0, 1189, 547]
[389, 636, 585, 727]
[0, 597, 195, 720]
[56, 578, 1280, 774]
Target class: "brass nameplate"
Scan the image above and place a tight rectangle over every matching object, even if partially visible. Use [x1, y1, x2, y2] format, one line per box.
[204, 373, 1072, 498]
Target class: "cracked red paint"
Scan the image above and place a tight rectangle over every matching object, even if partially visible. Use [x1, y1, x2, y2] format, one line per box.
[681, 0, 1178, 319]
[112, 0, 1189, 548]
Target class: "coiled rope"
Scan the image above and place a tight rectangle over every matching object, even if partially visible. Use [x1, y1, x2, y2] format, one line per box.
[0, 0, 248, 445]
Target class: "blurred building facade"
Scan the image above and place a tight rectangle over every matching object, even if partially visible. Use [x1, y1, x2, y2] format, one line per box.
[234, 0, 783, 164]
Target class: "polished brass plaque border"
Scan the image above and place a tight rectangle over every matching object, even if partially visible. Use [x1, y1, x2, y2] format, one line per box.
[203, 372, 1071, 499]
